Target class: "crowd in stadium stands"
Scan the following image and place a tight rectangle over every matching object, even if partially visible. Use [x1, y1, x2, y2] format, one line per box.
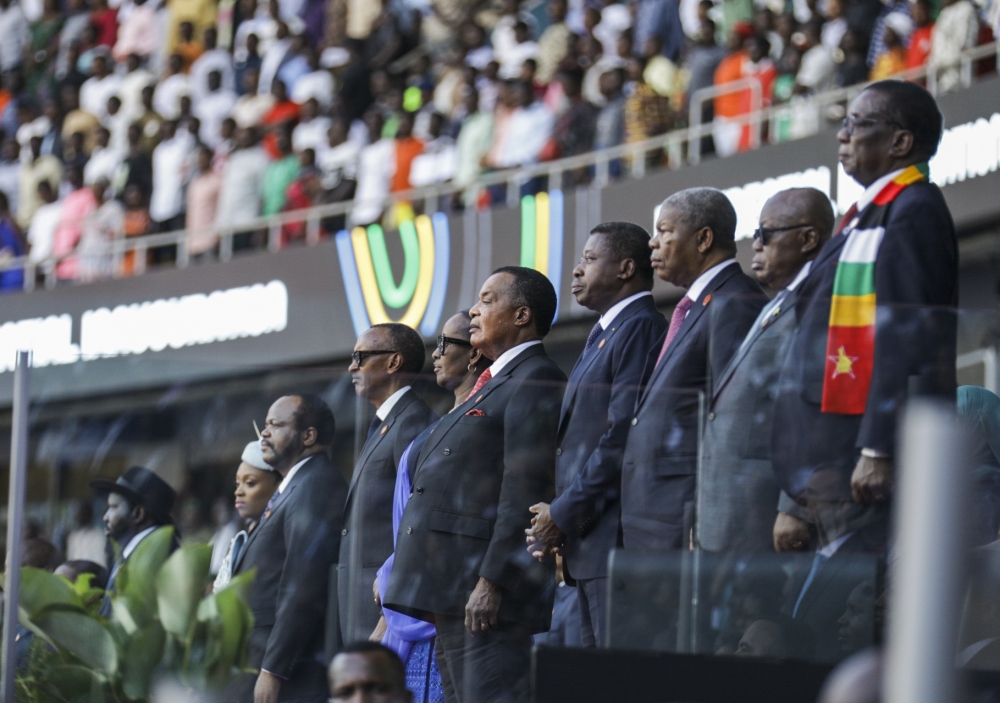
[0, 0, 993, 288]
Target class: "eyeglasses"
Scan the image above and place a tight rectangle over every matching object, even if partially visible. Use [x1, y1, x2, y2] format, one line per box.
[436, 335, 473, 354]
[840, 115, 903, 136]
[351, 349, 395, 367]
[752, 223, 811, 245]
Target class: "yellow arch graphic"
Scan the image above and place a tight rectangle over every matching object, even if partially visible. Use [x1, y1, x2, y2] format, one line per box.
[351, 215, 436, 329]
[534, 192, 550, 276]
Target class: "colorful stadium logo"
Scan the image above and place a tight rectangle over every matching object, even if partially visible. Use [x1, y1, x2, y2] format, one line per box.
[520, 190, 564, 321]
[335, 213, 450, 338]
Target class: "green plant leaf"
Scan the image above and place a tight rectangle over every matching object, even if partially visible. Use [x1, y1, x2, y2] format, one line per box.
[20, 568, 83, 618]
[120, 621, 165, 700]
[32, 610, 119, 677]
[156, 545, 211, 637]
[37, 664, 110, 703]
[219, 569, 255, 603]
[210, 587, 254, 685]
[116, 527, 174, 630]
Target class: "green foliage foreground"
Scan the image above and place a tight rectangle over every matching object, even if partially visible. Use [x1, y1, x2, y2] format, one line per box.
[16, 526, 255, 702]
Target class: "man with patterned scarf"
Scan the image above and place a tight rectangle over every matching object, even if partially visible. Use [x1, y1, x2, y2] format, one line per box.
[770, 80, 957, 556]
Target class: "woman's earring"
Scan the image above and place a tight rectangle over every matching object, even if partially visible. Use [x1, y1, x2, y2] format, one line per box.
[468, 362, 475, 372]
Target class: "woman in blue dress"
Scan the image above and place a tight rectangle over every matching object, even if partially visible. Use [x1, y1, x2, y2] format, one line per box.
[373, 310, 493, 703]
[0, 192, 25, 292]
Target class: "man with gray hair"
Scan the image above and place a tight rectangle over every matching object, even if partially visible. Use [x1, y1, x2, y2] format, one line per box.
[620, 187, 767, 551]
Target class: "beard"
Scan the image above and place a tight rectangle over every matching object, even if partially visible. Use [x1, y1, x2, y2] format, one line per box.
[268, 436, 304, 471]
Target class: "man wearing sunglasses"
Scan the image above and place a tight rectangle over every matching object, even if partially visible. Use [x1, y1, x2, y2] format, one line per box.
[699, 187, 833, 556]
[771, 80, 957, 555]
[339, 323, 437, 645]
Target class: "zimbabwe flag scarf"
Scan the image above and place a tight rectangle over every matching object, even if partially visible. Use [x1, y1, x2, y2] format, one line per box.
[821, 163, 929, 415]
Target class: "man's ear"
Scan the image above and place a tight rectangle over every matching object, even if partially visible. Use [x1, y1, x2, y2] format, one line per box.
[696, 226, 715, 254]
[619, 258, 636, 281]
[513, 305, 534, 329]
[301, 426, 318, 448]
[131, 504, 147, 525]
[890, 129, 915, 159]
[801, 227, 821, 254]
[385, 351, 404, 374]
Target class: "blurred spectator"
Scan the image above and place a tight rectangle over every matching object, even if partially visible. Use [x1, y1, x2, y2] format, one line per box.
[866, 0, 910, 68]
[113, 0, 158, 61]
[316, 115, 359, 198]
[623, 57, 672, 147]
[686, 18, 727, 107]
[54, 559, 108, 589]
[103, 95, 129, 154]
[52, 163, 97, 280]
[453, 89, 492, 202]
[551, 68, 597, 164]
[79, 52, 121, 120]
[261, 78, 298, 158]
[291, 97, 330, 153]
[0, 0, 29, 74]
[491, 80, 554, 168]
[89, 0, 117, 48]
[118, 122, 153, 202]
[120, 183, 150, 274]
[291, 48, 334, 108]
[18, 135, 62, 229]
[22, 538, 58, 570]
[642, 36, 687, 111]
[78, 177, 122, 281]
[84, 126, 121, 184]
[262, 131, 299, 215]
[0, 140, 20, 215]
[60, 85, 99, 155]
[119, 53, 154, 121]
[259, 20, 291, 96]
[186, 144, 221, 257]
[26, 179, 60, 266]
[409, 112, 456, 188]
[537, 0, 571, 83]
[194, 70, 236, 147]
[796, 21, 836, 93]
[906, 0, 934, 70]
[155, 54, 191, 120]
[56, 0, 90, 77]
[594, 0, 633, 59]
[835, 29, 870, 87]
[594, 69, 626, 151]
[870, 13, 911, 80]
[499, 20, 539, 80]
[634, 0, 686, 62]
[0, 191, 24, 291]
[134, 85, 164, 153]
[190, 27, 235, 101]
[713, 29, 775, 156]
[232, 67, 274, 127]
[281, 161, 322, 244]
[174, 21, 204, 72]
[351, 110, 394, 226]
[821, 0, 848, 53]
[929, 0, 980, 90]
[25, 0, 63, 95]
[390, 111, 423, 194]
[150, 120, 193, 233]
[216, 126, 268, 229]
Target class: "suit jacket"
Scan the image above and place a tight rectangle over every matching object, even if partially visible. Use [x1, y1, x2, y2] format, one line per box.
[338, 389, 436, 643]
[620, 262, 766, 551]
[549, 295, 667, 580]
[232, 453, 348, 699]
[698, 285, 803, 553]
[384, 344, 567, 633]
[772, 182, 958, 502]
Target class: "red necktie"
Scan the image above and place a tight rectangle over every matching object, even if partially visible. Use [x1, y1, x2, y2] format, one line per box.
[466, 368, 492, 401]
[655, 297, 694, 367]
[837, 203, 859, 235]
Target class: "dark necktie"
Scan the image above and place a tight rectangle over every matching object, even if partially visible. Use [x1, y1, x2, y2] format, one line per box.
[581, 322, 603, 358]
[367, 416, 383, 441]
[655, 296, 694, 367]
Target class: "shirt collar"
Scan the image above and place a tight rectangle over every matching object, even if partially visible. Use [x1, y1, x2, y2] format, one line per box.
[599, 291, 652, 330]
[489, 340, 542, 378]
[856, 167, 906, 212]
[685, 259, 737, 304]
[122, 525, 157, 559]
[376, 386, 411, 421]
[278, 455, 313, 494]
[786, 260, 813, 292]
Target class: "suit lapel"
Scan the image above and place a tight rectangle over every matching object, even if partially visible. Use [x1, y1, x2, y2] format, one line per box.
[346, 392, 416, 504]
[234, 458, 313, 571]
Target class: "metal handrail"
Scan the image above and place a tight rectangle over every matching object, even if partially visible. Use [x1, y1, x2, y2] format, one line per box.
[688, 76, 764, 164]
[1, 39, 996, 289]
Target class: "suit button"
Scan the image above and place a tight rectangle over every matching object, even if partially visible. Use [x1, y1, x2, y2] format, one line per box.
[416, 487, 424, 494]
[631, 418, 637, 426]
[341, 528, 348, 536]
[708, 412, 715, 421]
[406, 527, 413, 534]
[556, 448, 562, 456]
[443, 448, 451, 455]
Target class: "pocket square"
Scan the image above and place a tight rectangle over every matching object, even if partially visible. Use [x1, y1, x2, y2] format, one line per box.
[464, 409, 486, 417]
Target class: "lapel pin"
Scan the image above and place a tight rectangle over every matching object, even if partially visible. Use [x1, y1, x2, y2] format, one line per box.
[264, 509, 272, 520]
[598, 339, 607, 350]
[475, 395, 484, 403]
[703, 294, 712, 306]
[380, 425, 388, 435]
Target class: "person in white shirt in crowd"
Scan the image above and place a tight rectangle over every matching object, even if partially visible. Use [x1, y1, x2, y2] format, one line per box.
[154, 53, 191, 120]
[316, 115, 359, 198]
[26, 179, 61, 268]
[795, 20, 836, 93]
[213, 117, 237, 171]
[84, 127, 123, 184]
[80, 52, 122, 120]
[18, 135, 62, 229]
[78, 176, 123, 282]
[492, 80, 555, 168]
[350, 109, 395, 226]
[0, 0, 29, 73]
[258, 20, 291, 96]
[0, 140, 21, 216]
[102, 96, 131, 156]
[291, 97, 330, 153]
[929, 0, 980, 91]
[194, 70, 237, 148]
[216, 126, 269, 232]
[498, 20, 539, 79]
[409, 112, 457, 187]
[463, 21, 493, 70]
[233, 0, 281, 61]
[149, 119, 194, 233]
[821, 0, 848, 53]
[290, 47, 335, 108]
[594, 0, 633, 57]
[232, 68, 276, 128]
[186, 144, 222, 258]
[492, 0, 536, 68]
[454, 88, 493, 205]
[118, 52, 155, 121]
[190, 26, 235, 102]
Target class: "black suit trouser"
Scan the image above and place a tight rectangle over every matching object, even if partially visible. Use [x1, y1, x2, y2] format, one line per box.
[577, 577, 607, 648]
[433, 614, 532, 703]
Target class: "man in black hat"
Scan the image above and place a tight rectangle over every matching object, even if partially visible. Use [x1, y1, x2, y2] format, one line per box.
[90, 465, 178, 597]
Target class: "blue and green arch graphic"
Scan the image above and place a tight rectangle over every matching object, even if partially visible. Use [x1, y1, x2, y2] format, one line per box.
[520, 189, 564, 322]
[335, 213, 450, 337]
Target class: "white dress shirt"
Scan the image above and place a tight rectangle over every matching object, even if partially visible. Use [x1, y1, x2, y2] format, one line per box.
[599, 291, 652, 330]
[376, 386, 412, 421]
[292, 116, 332, 154]
[685, 259, 739, 310]
[153, 73, 191, 120]
[489, 340, 542, 378]
[194, 90, 237, 148]
[150, 133, 193, 222]
[277, 455, 312, 494]
[190, 49, 235, 101]
[122, 525, 157, 559]
[856, 167, 907, 213]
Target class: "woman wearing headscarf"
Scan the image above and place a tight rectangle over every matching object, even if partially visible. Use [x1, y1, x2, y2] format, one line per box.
[372, 310, 492, 703]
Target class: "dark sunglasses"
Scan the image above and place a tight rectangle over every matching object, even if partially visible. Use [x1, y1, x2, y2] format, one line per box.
[436, 335, 473, 353]
[753, 223, 811, 246]
[351, 350, 395, 366]
[840, 115, 903, 136]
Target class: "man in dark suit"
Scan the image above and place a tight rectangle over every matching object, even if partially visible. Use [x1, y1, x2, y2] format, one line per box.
[232, 394, 348, 703]
[384, 267, 566, 703]
[524, 222, 667, 647]
[339, 323, 437, 644]
[699, 188, 834, 554]
[620, 187, 766, 551]
[771, 80, 957, 547]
